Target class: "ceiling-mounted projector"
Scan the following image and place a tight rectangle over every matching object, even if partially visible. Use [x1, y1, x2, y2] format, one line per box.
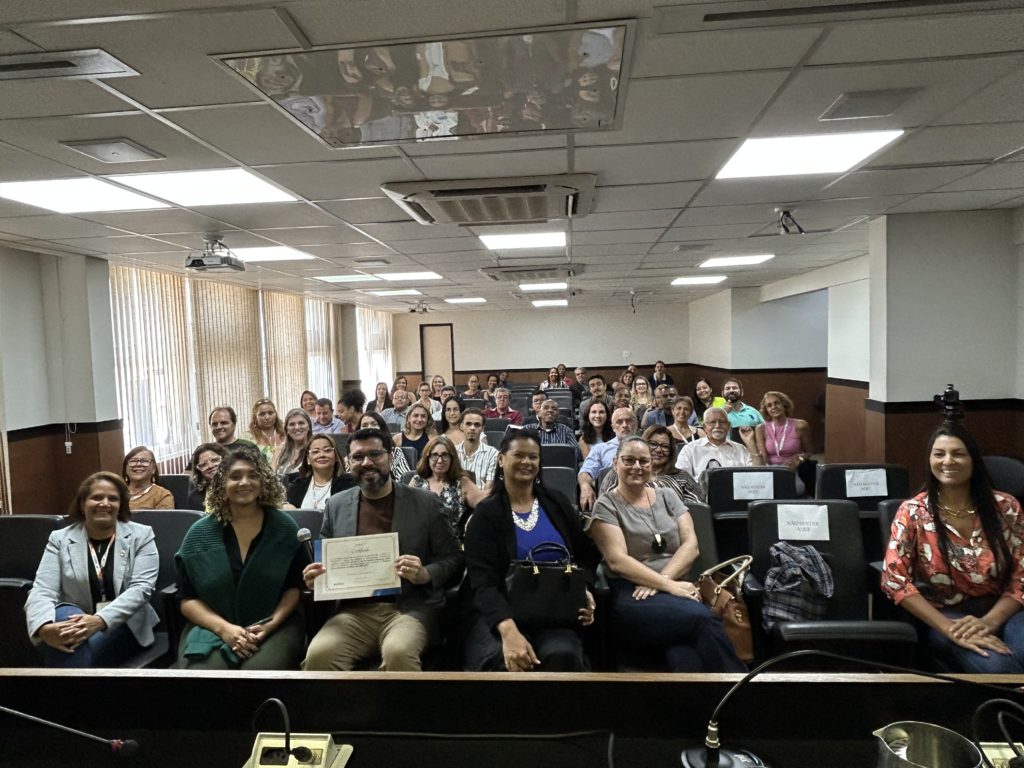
[185, 238, 245, 272]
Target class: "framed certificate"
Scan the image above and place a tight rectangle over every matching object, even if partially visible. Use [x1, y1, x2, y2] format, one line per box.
[312, 532, 402, 601]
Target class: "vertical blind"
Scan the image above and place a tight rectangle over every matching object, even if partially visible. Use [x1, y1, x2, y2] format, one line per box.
[356, 306, 394, 393]
[305, 297, 335, 403]
[262, 291, 308, 413]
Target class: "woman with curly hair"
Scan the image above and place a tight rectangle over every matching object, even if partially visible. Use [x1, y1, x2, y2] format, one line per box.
[175, 445, 307, 669]
[243, 398, 285, 463]
[186, 442, 228, 511]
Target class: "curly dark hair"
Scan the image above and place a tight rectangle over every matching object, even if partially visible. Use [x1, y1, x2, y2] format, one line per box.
[204, 444, 285, 522]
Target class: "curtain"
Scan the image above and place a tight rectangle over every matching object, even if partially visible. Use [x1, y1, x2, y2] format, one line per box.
[356, 306, 394, 394]
[305, 297, 336, 403]
[262, 291, 308, 414]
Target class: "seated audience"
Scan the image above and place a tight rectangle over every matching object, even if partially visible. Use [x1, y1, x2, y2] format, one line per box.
[285, 434, 356, 510]
[464, 430, 597, 672]
[25, 472, 159, 668]
[722, 378, 764, 428]
[557, 363, 573, 387]
[408, 435, 473, 537]
[883, 423, 1024, 673]
[336, 388, 366, 434]
[359, 412, 412, 480]
[579, 407, 639, 512]
[483, 373, 500, 403]
[641, 385, 679, 429]
[208, 406, 256, 450]
[578, 374, 613, 423]
[620, 369, 635, 391]
[648, 360, 674, 389]
[692, 378, 725, 426]
[273, 408, 312, 478]
[529, 399, 582, 465]
[457, 408, 499, 508]
[675, 407, 760, 478]
[631, 376, 655, 421]
[462, 374, 487, 403]
[568, 366, 588, 407]
[611, 383, 632, 415]
[539, 367, 563, 391]
[601, 426, 703, 504]
[393, 402, 436, 462]
[123, 445, 173, 510]
[439, 396, 467, 444]
[312, 397, 344, 434]
[755, 391, 812, 468]
[366, 382, 393, 414]
[300, 390, 317, 418]
[302, 428, 463, 671]
[498, 371, 511, 387]
[430, 374, 446, 401]
[243, 398, 285, 463]
[485, 387, 524, 426]
[175, 445, 307, 670]
[416, 381, 443, 420]
[668, 396, 704, 446]
[187, 442, 227, 510]
[381, 388, 411, 431]
[392, 375, 408, 394]
[589, 437, 744, 672]
[579, 400, 613, 460]
[524, 390, 547, 423]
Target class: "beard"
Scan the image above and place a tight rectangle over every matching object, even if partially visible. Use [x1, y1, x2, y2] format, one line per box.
[355, 467, 388, 494]
[725, 392, 740, 403]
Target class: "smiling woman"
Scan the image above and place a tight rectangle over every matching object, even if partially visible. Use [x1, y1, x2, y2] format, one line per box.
[122, 445, 173, 511]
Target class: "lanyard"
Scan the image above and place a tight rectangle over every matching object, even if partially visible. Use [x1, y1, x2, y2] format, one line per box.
[88, 534, 116, 601]
[769, 419, 790, 459]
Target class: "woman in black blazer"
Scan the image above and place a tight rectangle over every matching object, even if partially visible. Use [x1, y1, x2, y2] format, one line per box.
[284, 434, 355, 510]
[463, 430, 598, 672]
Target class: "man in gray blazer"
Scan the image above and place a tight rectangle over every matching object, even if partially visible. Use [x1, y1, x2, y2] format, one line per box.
[302, 428, 463, 671]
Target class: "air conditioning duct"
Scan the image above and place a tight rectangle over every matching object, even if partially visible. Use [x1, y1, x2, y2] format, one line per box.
[480, 265, 582, 283]
[381, 174, 596, 226]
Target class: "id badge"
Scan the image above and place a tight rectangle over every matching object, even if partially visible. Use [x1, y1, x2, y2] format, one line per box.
[96, 601, 111, 612]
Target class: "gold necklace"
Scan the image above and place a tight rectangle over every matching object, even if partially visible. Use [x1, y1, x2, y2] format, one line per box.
[938, 503, 976, 519]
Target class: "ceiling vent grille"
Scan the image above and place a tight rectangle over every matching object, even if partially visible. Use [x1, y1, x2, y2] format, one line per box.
[479, 264, 582, 283]
[381, 174, 596, 226]
[0, 49, 136, 81]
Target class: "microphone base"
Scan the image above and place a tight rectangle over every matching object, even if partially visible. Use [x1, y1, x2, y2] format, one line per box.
[681, 746, 767, 767]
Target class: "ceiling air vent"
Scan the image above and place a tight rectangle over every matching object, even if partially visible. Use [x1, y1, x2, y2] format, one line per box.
[480, 265, 583, 283]
[0, 49, 136, 81]
[381, 174, 595, 226]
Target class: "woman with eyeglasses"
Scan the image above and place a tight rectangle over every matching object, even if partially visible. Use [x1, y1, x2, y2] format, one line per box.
[122, 446, 173, 511]
[187, 442, 228, 511]
[464, 431, 598, 672]
[600, 426, 703, 505]
[285, 434, 355, 510]
[244, 398, 285, 463]
[589, 437, 743, 672]
[408, 435, 473, 537]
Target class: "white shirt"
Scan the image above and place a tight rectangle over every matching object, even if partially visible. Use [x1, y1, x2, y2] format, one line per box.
[457, 441, 498, 487]
[675, 437, 751, 477]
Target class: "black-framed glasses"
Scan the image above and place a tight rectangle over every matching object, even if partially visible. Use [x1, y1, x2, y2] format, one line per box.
[648, 442, 671, 454]
[428, 453, 451, 462]
[351, 450, 388, 463]
[619, 456, 651, 467]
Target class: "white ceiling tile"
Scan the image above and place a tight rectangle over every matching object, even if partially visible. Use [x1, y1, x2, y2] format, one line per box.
[395, 238, 487, 255]
[573, 209, 680, 231]
[888, 189, 1023, 213]
[0, 28, 42, 54]
[0, 215, 129, 239]
[77, 208, 228, 234]
[935, 67, 1024, 126]
[256, 158, 414, 200]
[692, 177, 828, 207]
[870, 123, 1024, 167]
[315, 197, 409, 224]
[0, 80, 130, 119]
[300, 242, 398, 260]
[249, 226, 374, 247]
[592, 181, 702, 212]
[821, 166, 988, 198]
[402, 134, 565, 157]
[411, 149, 568, 180]
[572, 228, 663, 245]
[937, 163, 1024, 192]
[575, 140, 737, 185]
[361, 222, 470, 241]
[49, 234, 188, 254]
[192, 202, 345, 230]
[662, 223, 764, 241]
[572, 243, 656, 257]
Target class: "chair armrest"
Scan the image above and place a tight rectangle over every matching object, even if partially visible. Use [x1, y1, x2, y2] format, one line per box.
[159, 583, 183, 658]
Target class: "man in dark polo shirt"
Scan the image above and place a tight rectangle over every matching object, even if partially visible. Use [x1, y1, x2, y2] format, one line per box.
[302, 428, 463, 671]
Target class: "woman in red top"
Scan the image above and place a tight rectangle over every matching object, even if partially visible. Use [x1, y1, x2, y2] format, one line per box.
[882, 423, 1024, 672]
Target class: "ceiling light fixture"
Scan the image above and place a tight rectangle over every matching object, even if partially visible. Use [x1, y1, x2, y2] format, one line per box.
[715, 130, 904, 178]
[532, 299, 568, 308]
[107, 168, 296, 206]
[374, 271, 442, 281]
[671, 276, 728, 286]
[315, 274, 381, 283]
[699, 254, 775, 268]
[61, 138, 163, 163]
[445, 297, 486, 304]
[231, 246, 315, 262]
[0, 177, 169, 213]
[368, 289, 423, 297]
[519, 281, 568, 292]
[479, 232, 567, 250]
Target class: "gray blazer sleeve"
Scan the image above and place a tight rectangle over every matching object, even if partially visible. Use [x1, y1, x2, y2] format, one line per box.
[24, 530, 67, 643]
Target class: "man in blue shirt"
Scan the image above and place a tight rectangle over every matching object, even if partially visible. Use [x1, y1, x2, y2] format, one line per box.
[578, 406, 637, 512]
[722, 378, 764, 428]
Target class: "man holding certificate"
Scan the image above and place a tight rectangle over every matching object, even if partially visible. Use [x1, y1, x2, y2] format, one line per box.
[302, 428, 463, 671]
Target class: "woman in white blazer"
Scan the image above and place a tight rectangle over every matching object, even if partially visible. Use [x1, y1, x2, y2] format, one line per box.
[25, 471, 159, 667]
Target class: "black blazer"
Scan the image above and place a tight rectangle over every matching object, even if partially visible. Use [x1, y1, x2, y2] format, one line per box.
[464, 485, 598, 631]
[286, 474, 357, 508]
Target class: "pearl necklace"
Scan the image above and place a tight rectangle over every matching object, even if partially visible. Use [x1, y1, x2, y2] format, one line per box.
[309, 478, 332, 509]
[511, 498, 540, 531]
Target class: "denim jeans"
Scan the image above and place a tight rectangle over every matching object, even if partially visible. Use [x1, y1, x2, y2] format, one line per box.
[925, 606, 1024, 673]
[41, 603, 144, 668]
[609, 579, 745, 672]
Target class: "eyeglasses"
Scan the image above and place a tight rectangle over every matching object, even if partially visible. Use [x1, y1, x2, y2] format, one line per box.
[127, 458, 153, 467]
[619, 456, 652, 467]
[196, 459, 221, 471]
[350, 450, 388, 463]
[648, 443, 671, 453]
[428, 453, 451, 463]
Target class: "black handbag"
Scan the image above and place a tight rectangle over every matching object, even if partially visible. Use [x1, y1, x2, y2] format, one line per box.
[505, 541, 587, 629]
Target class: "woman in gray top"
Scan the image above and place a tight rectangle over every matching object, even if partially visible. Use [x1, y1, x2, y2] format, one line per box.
[589, 437, 743, 672]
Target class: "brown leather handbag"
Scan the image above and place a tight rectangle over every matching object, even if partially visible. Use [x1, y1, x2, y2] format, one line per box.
[697, 555, 754, 663]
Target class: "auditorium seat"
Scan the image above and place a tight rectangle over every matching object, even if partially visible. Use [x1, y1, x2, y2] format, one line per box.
[399, 446, 417, 470]
[705, 466, 798, 559]
[484, 430, 506, 448]
[540, 443, 578, 470]
[156, 474, 192, 509]
[462, 398, 485, 410]
[285, 508, 324, 538]
[0, 515, 65, 581]
[543, 467, 578, 510]
[983, 455, 1024, 507]
[815, 463, 910, 562]
[742, 499, 916, 667]
[0, 578, 37, 666]
[484, 418, 511, 432]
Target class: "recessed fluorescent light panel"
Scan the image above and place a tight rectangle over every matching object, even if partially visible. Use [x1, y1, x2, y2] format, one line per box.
[0, 178, 169, 213]
[716, 130, 904, 179]
[480, 232, 566, 250]
[699, 254, 775, 268]
[375, 271, 442, 281]
[368, 289, 422, 297]
[316, 274, 380, 283]
[445, 297, 486, 304]
[519, 281, 567, 292]
[107, 168, 295, 206]
[671, 276, 727, 286]
[231, 246, 314, 262]
[532, 299, 568, 308]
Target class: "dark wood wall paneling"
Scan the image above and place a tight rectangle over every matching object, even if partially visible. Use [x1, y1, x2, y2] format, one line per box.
[6, 420, 124, 515]
[824, 379, 869, 463]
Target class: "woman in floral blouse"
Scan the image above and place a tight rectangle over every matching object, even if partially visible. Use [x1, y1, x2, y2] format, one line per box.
[408, 435, 473, 539]
[882, 422, 1024, 672]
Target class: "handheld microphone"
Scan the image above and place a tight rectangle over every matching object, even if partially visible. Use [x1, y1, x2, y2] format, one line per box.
[297, 528, 316, 563]
[0, 703, 139, 758]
